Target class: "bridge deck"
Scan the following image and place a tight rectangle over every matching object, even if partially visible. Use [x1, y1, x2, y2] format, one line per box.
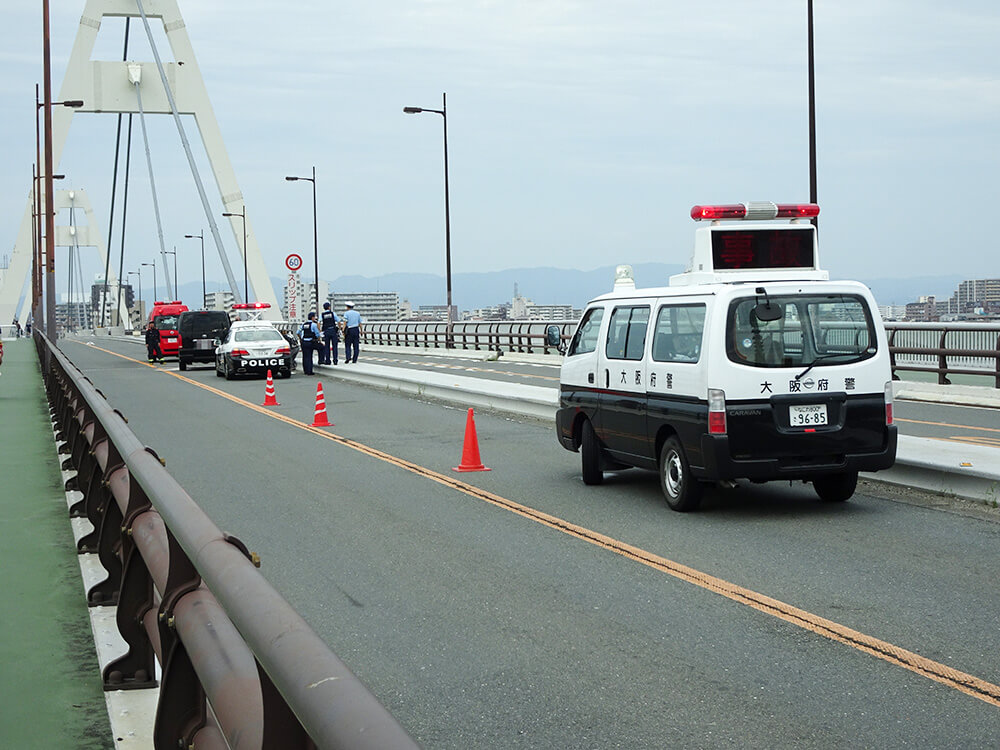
[0, 338, 112, 748]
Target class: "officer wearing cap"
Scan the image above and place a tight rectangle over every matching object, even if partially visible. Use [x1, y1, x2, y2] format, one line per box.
[299, 312, 322, 375]
[320, 301, 340, 365]
[342, 301, 363, 363]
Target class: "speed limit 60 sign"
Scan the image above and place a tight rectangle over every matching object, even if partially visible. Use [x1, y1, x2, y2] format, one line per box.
[285, 253, 303, 271]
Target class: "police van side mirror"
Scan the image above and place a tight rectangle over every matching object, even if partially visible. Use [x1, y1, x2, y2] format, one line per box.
[545, 325, 565, 354]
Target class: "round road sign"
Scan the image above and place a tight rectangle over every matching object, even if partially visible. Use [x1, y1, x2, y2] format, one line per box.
[285, 253, 303, 271]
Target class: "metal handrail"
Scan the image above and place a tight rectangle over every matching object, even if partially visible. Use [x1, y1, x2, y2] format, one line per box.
[35, 332, 417, 749]
[362, 320, 1000, 387]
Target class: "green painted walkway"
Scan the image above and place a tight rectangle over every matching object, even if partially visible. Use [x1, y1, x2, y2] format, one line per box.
[0, 338, 113, 748]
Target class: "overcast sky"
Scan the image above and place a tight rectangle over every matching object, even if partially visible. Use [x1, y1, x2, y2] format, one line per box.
[1, 0, 997, 307]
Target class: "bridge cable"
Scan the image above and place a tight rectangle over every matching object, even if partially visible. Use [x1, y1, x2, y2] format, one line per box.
[129, 65, 172, 301]
[133, 0, 244, 304]
[114, 114, 135, 330]
[101, 18, 131, 328]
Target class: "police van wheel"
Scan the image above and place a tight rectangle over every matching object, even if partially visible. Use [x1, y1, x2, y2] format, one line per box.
[813, 471, 857, 503]
[659, 437, 702, 512]
[580, 420, 604, 486]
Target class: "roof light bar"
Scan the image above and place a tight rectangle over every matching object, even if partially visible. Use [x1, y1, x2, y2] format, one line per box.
[690, 202, 820, 221]
[232, 302, 272, 310]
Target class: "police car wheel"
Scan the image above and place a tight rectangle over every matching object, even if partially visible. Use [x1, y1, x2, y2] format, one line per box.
[812, 471, 857, 503]
[580, 419, 604, 486]
[659, 437, 702, 512]
[215, 359, 224, 377]
[225, 358, 234, 380]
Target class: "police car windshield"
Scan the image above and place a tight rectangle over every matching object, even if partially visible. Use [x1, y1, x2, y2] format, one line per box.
[727, 294, 875, 369]
[233, 329, 284, 343]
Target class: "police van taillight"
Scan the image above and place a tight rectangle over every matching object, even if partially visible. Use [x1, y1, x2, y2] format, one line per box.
[708, 388, 727, 435]
[884, 381, 894, 426]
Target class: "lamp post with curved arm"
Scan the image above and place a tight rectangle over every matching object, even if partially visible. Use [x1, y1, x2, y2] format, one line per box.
[141, 262, 156, 304]
[222, 207, 248, 303]
[285, 167, 319, 315]
[403, 93, 453, 337]
[185, 231, 205, 307]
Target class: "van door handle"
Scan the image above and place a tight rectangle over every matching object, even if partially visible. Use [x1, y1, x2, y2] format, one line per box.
[588, 372, 594, 384]
[605, 370, 609, 388]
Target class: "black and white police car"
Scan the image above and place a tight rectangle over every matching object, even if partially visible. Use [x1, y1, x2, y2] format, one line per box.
[215, 303, 293, 380]
[552, 202, 897, 511]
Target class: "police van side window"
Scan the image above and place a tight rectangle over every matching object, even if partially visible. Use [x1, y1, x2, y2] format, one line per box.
[568, 307, 604, 356]
[652, 304, 706, 363]
[605, 306, 649, 361]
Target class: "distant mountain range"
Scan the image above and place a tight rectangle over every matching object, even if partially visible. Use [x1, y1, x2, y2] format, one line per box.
[169, 266, 963, 312]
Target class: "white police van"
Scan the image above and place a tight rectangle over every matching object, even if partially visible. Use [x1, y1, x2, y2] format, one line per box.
[552, 202, 897, 511]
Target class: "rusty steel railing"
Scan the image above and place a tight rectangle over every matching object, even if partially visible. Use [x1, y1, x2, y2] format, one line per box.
[364, 319, 575, 355]
[36, 332, 418, 750]
[363, 319, 1000, 387]
[884, 322, 1000, 387]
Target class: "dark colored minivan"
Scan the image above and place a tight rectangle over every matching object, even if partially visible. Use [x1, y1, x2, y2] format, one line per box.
[178, 310, 232, 370]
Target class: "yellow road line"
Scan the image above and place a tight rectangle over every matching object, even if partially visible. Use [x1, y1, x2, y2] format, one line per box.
[77, 341, 1000, 708]
[897, 417, 1000, 434]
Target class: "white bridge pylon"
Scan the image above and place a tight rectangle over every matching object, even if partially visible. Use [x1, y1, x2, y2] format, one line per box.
[0, 0, 280, 326]
[54, 188, 134, 330]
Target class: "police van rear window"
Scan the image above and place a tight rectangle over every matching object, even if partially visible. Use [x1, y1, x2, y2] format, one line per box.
[726, 294, 875, 368]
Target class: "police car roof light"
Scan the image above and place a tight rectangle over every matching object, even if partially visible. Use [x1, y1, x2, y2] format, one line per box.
[231, 302, 272, 310]
[690, 202, 819, 221]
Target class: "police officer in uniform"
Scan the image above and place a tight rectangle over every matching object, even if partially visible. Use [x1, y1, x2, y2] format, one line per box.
[299, 312, 322, 375]
[342, 301, 363, 363]
[320, 301, 340, 365]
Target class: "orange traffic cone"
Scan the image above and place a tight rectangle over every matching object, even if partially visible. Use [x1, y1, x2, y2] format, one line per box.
[311, 382, 332, 427]
[262, 370, 280, 406]
[453, 407, 490, 472]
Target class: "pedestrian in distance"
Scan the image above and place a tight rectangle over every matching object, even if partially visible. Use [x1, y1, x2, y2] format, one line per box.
[144, 321, 163, 363]
[342, 301, 363, 364]
[299, 312, 322, 375]
[320, 301, 340, 365]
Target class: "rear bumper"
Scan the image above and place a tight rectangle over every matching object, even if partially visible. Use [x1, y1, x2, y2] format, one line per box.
[698, 425, 897, 480]
[233, 356, 292, 374]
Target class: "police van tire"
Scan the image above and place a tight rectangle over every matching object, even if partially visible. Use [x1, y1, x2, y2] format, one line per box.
[813, 471, 858, 503]
[659, 437, 702, 512]
[580, 420, 604, 486]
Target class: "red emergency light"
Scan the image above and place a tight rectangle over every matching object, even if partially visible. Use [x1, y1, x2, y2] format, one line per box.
[232, 302, 272, 310]
[691, 203, 820, 221]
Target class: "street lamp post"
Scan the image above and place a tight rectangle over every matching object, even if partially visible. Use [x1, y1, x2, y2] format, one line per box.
[285, 167, 319, 314]
[128, 270, 141, 326]
[807, 0, 818, 229]
[165, 247, 177, 300]
[403, 93, 453, 339]
[221, 207, 248, 303]
[185, 231, 205, 308]
[141, 262, 156, 303]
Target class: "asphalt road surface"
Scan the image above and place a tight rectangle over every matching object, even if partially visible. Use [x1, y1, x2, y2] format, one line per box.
[62, 336, 1000, 748]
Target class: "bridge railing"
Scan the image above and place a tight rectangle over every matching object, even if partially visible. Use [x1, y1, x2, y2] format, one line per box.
[885, 322, 1000, 387]
[365, 320, 575, 355]
[363, 320, 1000, 387]
[35, 333, 417, 749]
